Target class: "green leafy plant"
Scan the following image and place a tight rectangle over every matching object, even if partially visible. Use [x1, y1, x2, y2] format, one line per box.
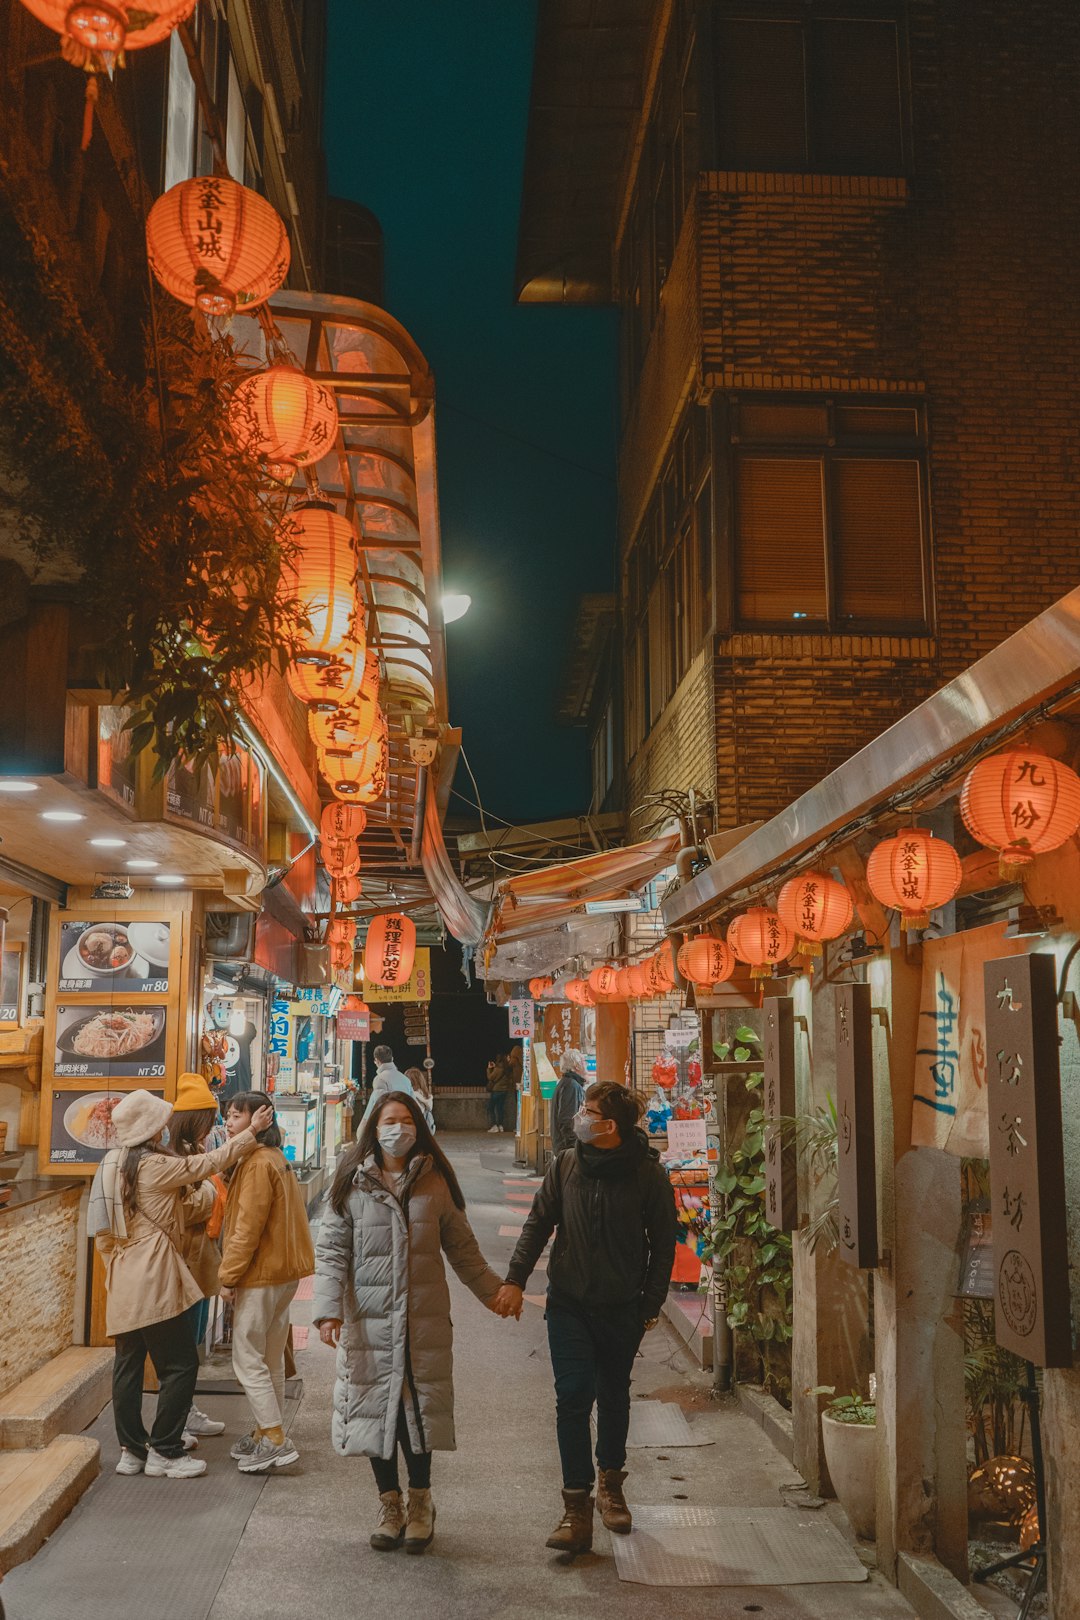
[811, 1385, 876, 1425]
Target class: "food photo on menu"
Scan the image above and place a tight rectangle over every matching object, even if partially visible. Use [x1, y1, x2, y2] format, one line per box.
[49, 1087, 165, 1165]
[58, 920, 171, 994]
[53, 1004, 169, 1079]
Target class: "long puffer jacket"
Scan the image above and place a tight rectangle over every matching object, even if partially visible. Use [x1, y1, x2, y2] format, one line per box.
[312, 1154, 502, 1458]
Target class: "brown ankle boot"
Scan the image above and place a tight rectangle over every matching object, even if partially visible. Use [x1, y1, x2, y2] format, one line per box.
[597, 1468, 632, 1533]
[370, 1489, 406, 1551]
[545, 1488, 594, 1554]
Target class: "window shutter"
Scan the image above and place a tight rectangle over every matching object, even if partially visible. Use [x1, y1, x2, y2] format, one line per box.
[736, 458, 827, 624]
[833, 459, 924, 624]
[716, 20, 807, 169]
[812, 20, 903, 174]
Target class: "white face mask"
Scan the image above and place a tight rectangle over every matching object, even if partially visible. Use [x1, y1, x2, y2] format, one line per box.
[377, 1123, 417, 1158]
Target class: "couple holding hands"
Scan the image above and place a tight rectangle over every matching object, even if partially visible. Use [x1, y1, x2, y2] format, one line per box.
[313, 1080, 677, 1557]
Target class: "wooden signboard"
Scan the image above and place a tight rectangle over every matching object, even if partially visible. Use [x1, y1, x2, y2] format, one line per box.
[835, 982, 877, 1268]
[762, 996, 797, 1231]
[983, 953, 1072, 1367]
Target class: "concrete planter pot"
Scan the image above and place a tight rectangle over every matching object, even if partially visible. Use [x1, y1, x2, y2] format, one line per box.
[822, 1412, 876, 1540]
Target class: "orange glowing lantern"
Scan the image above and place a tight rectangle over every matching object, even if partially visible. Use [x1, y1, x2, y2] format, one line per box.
[279, 502, 358, 664]
[626, 961, 651, 999]
[727, 908, 795, 980]
[677, 934, 737, 987]
[146, 176, 289, 317]
[287, 643, 370, 711]
[528, 976, 554, 999]
[320, 836, 360, 878]
[309, 697, 379, 757]
[588, 964, 620, 999]
[330, 941, 354, 972]
[960, 749, 1080, 876]
[646, 941, 676, 995]
[321, 802, 367, 842]
[329, 917, 357, 947]
[19, 0, 194, 57]
[615, 966, 636, 999]
[230, 365, 337, 470]
[866, 827, 962, 930]
[364, 912, 416, 988]
[331, 874, 362, 907]
[320, 713, 388, 805]
[777, 870, 854, 958]
[562, 978, 591, 1006]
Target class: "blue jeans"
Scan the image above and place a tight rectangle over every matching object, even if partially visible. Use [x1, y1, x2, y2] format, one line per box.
[545, 1300, 644, 1489]
[487, 1090, 509, 1128]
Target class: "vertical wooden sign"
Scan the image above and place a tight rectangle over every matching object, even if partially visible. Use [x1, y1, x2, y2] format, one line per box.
[763, 996, 797, 1231]
[835, 982, 877, 1268]
[983, 953, 1071, 1367]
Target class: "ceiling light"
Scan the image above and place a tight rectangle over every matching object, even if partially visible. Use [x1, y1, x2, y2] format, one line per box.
[41, 810, 85, 822]
[155, 875, 185, 886]
[127, 859, 159, 870]
[441, 592, 472, 625]
[0, 781, 39, 794]
[90, 837, 128, 848]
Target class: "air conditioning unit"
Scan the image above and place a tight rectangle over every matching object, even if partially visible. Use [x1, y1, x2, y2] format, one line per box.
[205, 912, 255, 960]
[297, 943, 329, 987]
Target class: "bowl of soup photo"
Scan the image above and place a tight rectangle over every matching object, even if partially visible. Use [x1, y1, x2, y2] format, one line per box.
[76, 924, 135, 977]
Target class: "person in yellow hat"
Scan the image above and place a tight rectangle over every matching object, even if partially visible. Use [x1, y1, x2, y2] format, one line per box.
[172, 1072, 229, 1443]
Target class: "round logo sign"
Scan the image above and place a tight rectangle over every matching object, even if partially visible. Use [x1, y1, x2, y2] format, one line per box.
[998, 1249, 1037, 1338]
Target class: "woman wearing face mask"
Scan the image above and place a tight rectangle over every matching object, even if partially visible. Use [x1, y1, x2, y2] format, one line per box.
[313, 1092, 506, 1555]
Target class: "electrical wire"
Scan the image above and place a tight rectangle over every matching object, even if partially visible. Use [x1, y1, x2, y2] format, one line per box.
[438, 399, 614, 483]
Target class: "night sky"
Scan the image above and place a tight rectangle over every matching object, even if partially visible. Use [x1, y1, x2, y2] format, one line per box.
[324, 0, 618, 826]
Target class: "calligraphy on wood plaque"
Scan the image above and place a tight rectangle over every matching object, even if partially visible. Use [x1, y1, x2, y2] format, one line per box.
[835, 982, 877, 1268]
[983, 953, 1071, 1366]
[763, 996, 797, 1231]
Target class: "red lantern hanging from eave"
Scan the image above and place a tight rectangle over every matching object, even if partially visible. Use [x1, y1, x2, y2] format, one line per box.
[146, 176, 290, 317]
[677, 934, 737, 987]
[329, 917, 357, 947]
[563, 977, 594, 1007]
[320, 836, 360, 878]
[646, 940, 676, 996]
[309, 695, 379, 758]
[364, 912, 416, 988]
[615, 966, 636, 999]
[727, 908, 796, 981]
[320, 713, 388, 805]
[588, 963, 620, 1000]
[330, 940, 354, 972]
[625, 961, 651, 999]
[321, 802, 367, 843]
[528, 976, 554, 1000]
[279, 503, 358, 664]
[776, 871, 855, 959]
[331, 874, 362, 907]
[960, 749, 1080, 877]
[287, 642, 370, 712]
[20, 0, 194, 59]
[230, 365, 338, 470]
[866, 827, 962, 931]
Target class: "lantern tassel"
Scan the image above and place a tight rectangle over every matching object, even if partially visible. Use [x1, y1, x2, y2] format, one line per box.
[900, 912, 929, 932]
[998, 847, 1035, 882]
[795, 939, 823, 958]
[80, 73, 100, 152]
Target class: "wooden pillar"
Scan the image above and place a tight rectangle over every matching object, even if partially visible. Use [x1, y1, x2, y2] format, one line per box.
[595, 1002, 630, 1086]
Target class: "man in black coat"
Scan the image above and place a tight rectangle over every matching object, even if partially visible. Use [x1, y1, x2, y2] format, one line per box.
[494, 1081, 676, 1554]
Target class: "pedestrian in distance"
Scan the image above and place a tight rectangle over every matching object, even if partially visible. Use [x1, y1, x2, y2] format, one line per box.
[170, 1070, 231, 1445]
[551, 1048, 587, 1154]
[493, 1081, 677, 1555]
[405, 1064, 436, 1132]
[88, 1088, 272, 1479]
[358, 1044, 415, 1131]
[313, 1091, 511, 1555]
[484, 1050, 514, 1133]
[220, 1091, 316, 1474]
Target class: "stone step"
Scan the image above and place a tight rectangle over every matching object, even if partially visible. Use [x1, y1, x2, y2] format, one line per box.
[0, 1347, 113, 1450]
[0, 1435, 100, 1574]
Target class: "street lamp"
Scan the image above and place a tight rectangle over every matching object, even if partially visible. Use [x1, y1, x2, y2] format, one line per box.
[441, 592, 472, 625]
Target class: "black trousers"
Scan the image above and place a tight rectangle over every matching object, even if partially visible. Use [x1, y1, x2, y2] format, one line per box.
[113, 1311, 200, 1460]
[546, 1300, 644, 1490]
[370, 1403, 433, 1493]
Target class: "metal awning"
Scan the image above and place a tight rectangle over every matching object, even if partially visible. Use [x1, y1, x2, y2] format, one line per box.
[661, 587, 1080, 932]
[488, 831, 681, 948]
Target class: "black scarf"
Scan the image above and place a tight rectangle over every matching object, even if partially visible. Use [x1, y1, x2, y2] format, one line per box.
[574, 1127, 652, 1180]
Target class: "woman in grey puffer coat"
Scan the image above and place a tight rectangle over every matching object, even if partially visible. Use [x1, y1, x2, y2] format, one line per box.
[313, 1092, 506, 1555]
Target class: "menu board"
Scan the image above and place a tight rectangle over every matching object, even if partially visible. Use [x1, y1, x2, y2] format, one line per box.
[0, 947, 22, 1026]
[53, 1003, 169, 1080]
[58, 920, 172, 995]
[48, 1087, 166, 1167]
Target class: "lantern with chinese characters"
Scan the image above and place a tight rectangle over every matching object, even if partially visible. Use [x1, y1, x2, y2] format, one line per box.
[960, 749, 1080, 876]
[230, 365, 337, 471]
[320, 836, 360, 878]
[777, 870, 854, 959]
[279, 503, 358, 664]
[626, 961, 651, 999]
[330, 941, 354, 973]
[866, 827, 962, 930]
[309, 696, 379, 757]
[727, 908, 795, 981]
[615, 966, 636, 999]
[646, 941, 677, 995]
[321, 802, 367, 842]
[331, 874, 362, 907]
[564, 977, 595, 1007]
[320, 713, 388, 804]
[364, 912, 416, 988]
[528, 976, 554, 1000]
[287, 643, 371, 711]
[146, 176, 289, 316]
[329, 917, 357, 947]
[677, 934, 736, 987]
[19, 0, 194, 59]
[588, 964, 619, 999]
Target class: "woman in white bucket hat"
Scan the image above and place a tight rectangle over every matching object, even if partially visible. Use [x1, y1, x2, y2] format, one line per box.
[89, 1088, 272, 1479]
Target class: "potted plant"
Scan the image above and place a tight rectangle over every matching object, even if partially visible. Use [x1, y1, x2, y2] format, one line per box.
[812, 1385, 877, 1539]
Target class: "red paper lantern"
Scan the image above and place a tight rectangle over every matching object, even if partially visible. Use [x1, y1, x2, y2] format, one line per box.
[677, 934, 737, 987]
[777, 871, 855, 958]
[146, 176, 289, 316]
[331, 874, 362, 907]
[329, 917, 357, 947]
[866, 828, 962, 930]
[615, 966, 636, 999]
[231, 365, 337, 470]
[960, 749, 1080, 875]
[364, 912, 416, 988]
[646, 941, 676, 995]
[320, 836, 360, 878]
[20, 0, 194, 57]
[727, 908, 795, 981]
[309, 696, 379, 757]
[528, 976, 554, 999]
[330, 941, 354, 972]
[320, 712, 388, 804]
[626, 961, 651, 999]
[563, 977, 595, 1007]
[588, 963, 620, 999]
[287, 643, 371, 711]
[279, 503, 358, 664]
[321, 802, 367, 842]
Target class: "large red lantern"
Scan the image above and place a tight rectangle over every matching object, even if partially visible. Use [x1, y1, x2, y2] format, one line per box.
[309, 697, 379, 757]
[563, 977, 595, 1007]
[19, 0, 194, 57]
[146, 176, 289, 316]
[321, 802, 367, 842]
[588, 964, 620, 999]
[287, 642, 370, 711]
[329, 917, 357, 947]
[727, 908, 795, 981]
[330, 941, 354, 972]
[279, 503, 358, 664]
[528, 976, 554, 999]
[866, 828, 962, 930]
[615, 966, 636, 999]
[364, 912, 416, 988]
[231, 365, 337, 470]
[677, 934, 737, 987]
[626, 961, 651, 999]
[777, 871, 854, 958]
[646, 941, 676, 995]
[320, 836, 360, 878]
[320, 713, 388, 804]
[331, 874, 362, 907]
[960, 749, 1080, 876]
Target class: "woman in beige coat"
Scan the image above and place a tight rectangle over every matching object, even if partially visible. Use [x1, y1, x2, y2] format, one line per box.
[89, 1088, 271, 1480]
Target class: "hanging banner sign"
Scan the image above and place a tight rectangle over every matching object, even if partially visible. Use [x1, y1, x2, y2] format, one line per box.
[763, 996, 797, 1233]
[508, 999, 534, 1039]
[835, 982, 877, 1269]
[983, 953, 1071, 1366]
[336, 1007, 370, 1043]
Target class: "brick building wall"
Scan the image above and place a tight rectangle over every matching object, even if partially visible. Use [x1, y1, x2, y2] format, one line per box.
[0, 1187, 81, 1397]
[626, 646, 717, 818]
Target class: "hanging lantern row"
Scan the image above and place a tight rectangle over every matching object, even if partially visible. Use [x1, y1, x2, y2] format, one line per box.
[230, 364, 337, 473]
[960, 748, 1080, 876]
[865, 827, 961, 931]
[147, 175, 290, 317]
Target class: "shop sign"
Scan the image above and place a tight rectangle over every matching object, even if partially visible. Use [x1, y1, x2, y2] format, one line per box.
[983, 953, 1071, 1366]
[337, 1007, 370, 1042]
[834, 983, 877, 1269]
[48, 1086, 166, 1166]
[508, 999, 533, 1039]
[0, 947, 23, 1026]
[666, 1117, 708, 1157]
[363, 948, 431, 1004]
[294, 985, 343, 1016]
[763, 995, 798, 1233]
[165, 745, 266, 862]
[269, 997, 296, 1090]
[57, 920, 172, 996]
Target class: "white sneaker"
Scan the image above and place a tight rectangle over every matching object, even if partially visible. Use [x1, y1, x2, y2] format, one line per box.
[181, 1431, 200, 1450]
[144, 1448, 207, 1479]
[185, 1405, 226, 1437]
[115, 1449, 145, 1475]
[487, 1125, 500, 1134]
[230, 1431, 259, 1462]
[237, 1434, 300, 1473]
